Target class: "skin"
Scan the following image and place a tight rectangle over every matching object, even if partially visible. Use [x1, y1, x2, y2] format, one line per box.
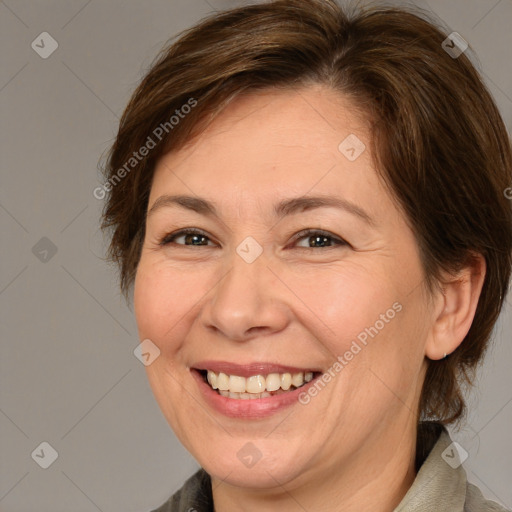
[133, 85, 485, 511]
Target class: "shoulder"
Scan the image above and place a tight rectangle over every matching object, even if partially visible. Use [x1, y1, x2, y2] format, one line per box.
[465, 481, 511, 512]
[395, 422, 510, 512]
[149, 469, 212, 512]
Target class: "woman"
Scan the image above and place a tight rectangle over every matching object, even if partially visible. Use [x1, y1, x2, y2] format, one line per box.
[100, 1, 512, 510]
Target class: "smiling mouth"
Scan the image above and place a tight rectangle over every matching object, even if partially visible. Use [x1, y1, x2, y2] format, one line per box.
[198, 369, 320, 399]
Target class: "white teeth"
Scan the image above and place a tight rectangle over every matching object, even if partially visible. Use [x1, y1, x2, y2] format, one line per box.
[291, 372, 304, 387]
[217, 372, 229, 391]
[203, 370, 316, 397]
[246, 375, 266, 393]
[281, 373, 292, 390]
[265, 373, 281, 392]
[229, 375, 246, 393]
[207, 370, 218, 389]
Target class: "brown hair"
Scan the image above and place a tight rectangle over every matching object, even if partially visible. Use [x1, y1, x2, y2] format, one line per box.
[100, 0, 512, 426]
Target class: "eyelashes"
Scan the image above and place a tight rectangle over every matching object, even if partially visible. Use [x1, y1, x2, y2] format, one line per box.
[158, 228, 348, 250]
[291, 229, 348, 249]
[159, 228, 214, 247]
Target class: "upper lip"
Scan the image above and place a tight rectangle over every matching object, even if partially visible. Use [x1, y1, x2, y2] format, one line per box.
[192, 361, 322, 378]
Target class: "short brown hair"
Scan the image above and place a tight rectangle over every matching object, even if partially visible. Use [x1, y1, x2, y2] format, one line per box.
[100, 0, 512, 426]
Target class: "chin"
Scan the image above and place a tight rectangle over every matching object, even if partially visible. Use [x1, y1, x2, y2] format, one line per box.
[192, 438, 311, 489]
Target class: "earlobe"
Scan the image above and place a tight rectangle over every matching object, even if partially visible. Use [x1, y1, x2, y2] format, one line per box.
[425, 254, 486, 360]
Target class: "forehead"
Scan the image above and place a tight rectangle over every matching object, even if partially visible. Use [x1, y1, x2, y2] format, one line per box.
[150, 86, 381, 213]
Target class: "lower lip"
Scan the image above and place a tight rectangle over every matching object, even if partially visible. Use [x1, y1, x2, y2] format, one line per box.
[191, 369, 318, 419]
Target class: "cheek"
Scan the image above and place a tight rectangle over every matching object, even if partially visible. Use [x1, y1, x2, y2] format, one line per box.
[287, 263, 399, 350]
[133, 260, 203, 346]
[288, 260, 426, 399]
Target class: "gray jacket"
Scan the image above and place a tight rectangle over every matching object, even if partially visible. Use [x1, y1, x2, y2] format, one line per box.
[151, 423, 509, 511]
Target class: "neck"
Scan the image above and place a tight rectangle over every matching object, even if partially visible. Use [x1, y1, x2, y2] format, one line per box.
[211, 423, 418, 512]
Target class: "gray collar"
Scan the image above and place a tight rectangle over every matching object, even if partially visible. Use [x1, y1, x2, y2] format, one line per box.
[155, 422, 507, 511]
[393, 428, 466, 511]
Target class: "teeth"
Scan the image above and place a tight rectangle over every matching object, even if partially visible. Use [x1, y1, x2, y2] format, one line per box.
[246, 375, 266, 393]
[204, 370, 315, 396]
[229, 375, 246, 393]
[207, 371, 218, 389]
[219, 390, 273, 399]
[291, 372, 304, 387]
[265, 373, 281, 392]
[281, 373, 292, 390]
[216, 372, 230, 391]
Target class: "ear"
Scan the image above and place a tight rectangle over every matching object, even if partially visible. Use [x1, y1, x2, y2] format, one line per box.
[425, 254, 486, 360]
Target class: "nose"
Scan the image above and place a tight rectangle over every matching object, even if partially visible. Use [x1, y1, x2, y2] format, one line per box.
[200, 252, 290, 342]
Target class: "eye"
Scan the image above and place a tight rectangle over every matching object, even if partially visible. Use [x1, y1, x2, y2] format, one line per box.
[158, 228, 348, 249]
[291, 229, 348, 249]
[159, 228, 216, 247]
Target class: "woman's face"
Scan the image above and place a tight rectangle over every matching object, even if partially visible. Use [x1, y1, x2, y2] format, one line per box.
[134, 86, 432, 489]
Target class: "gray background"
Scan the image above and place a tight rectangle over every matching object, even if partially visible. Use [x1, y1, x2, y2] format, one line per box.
[1, 0, 511, 511]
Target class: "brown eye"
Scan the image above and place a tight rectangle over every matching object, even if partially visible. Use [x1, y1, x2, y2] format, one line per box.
[293, 229, 347, 249]
[160, 229, 215, 247]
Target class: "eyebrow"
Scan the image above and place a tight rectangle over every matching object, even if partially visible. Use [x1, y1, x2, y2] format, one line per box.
[147, 194, 376, 226]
